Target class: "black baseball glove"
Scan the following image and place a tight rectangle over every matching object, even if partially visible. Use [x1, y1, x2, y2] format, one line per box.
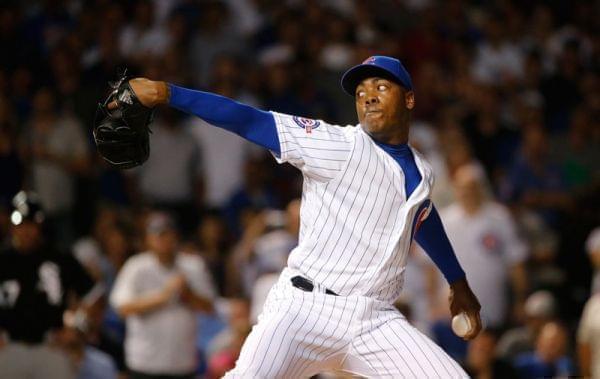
[93, 72, 155, 169]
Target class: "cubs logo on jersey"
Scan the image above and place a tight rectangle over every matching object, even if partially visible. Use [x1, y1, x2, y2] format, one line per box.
[292, 116, 320, 134]
[411, 199, 432, 238]
[481, 232, 503, 255]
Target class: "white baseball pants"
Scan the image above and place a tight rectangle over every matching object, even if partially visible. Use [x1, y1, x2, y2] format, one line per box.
[224, 268, 468, 378]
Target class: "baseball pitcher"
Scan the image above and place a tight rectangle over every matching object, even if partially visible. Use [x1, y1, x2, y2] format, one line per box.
[94, 56, 481, 378]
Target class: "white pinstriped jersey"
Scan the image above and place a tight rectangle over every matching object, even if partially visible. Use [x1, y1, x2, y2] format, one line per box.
[272, 112, 434, 303]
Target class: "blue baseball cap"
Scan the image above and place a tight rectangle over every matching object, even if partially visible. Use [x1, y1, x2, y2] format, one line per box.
[341, 56, 413, 96]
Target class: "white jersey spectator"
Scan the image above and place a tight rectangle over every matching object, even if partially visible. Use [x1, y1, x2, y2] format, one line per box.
[187, 118, 256, 207]
[471, 16, 524, 85]
[151, 0, 182, 26]
[409, 121, 455, 208]
[138, 116, 202, 205]
[110, 213, 215, 378]
[29, 114, 88, 215]
[441, 164, 528, 327]
[23, 88, 90, 250]
[471, 42, 524, 85]
[188, 2, 245, 86]
[224, 0, 264, 37]
[119, 1, 170, 59]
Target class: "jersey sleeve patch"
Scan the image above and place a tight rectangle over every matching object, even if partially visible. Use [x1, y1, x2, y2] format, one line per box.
[292, 116, 320, 134]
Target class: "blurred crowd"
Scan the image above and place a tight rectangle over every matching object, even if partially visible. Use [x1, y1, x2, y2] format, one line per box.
[0, 0, 598, 378]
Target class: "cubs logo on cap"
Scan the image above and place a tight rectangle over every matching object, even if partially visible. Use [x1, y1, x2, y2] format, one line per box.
[363, 56, 377, 64]
[341, 55, 413, 96]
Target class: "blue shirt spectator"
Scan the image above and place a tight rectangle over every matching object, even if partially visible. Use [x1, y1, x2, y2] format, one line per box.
[513, 352, 574, 378]
[513, 321, 575, 379]
[78, 346, 118, 379]
[501, 127, 568, 228]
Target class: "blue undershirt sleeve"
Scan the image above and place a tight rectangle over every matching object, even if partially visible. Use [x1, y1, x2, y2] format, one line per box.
[167, 84, 280, 155]
[415, 205, 466, 284]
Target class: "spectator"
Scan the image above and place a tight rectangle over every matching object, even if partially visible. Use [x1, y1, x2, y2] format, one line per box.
[57, 323, 118, 379]
[83, 295, 127, 375]
[513, 321, 575, 378]
[441, 163, 528, 327]
[48, 46, 96, 127]
[497, 290, 558, 360]
[78, 220, 132, 363]
[119, 0, 169, 62]
[0, 191, 99, 379]
[550, 107, 599, 190]
[230, 206, 297, 300]
[188, 1, 244, 87]
[578, 293, 600, 379]
[319, 12, 354, 72]
[461, 86, 520, 180]
[502, 125, 570, 229]
[151, 0, 184, 26]
[420, 117, 461, 207]
[517, 211, 564, 291]
[224, 0, 264, 38]
[223, 153, 280, 237]
[470, 13, 524, 86]
[206, 299, 251, 378]
[109, 211, 215, 379]
[465, 328, 519, 379]
[187, 57, 261, 209]
[82, 23, 128, 88]
[137, 109, 203, 235]
[20, 87, 90, 250]
[74, 208, 133, 288]
[263, 62, 310, 116]
[184, 211, 231, 295]
[248, 200, 300, 322]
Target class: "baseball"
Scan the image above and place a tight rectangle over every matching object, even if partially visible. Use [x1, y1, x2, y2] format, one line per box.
[451, 312, 472, 337]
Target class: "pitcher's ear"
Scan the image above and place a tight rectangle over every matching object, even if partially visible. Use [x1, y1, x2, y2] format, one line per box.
[405, 91, 415, 110]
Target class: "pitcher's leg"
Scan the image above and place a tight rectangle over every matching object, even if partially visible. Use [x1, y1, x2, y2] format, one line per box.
[348, 312, 468, 378]
[224, 290, 347, 379]
[223, 308, 307, 378]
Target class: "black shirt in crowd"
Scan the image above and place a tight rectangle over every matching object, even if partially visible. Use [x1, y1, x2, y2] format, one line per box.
[0, 246, 95, 343]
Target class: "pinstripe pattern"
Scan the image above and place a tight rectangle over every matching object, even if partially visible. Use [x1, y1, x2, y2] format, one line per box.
[272, 112, 436, 303]
[224, 269, 468, 378]
[224, 112, 465, 377]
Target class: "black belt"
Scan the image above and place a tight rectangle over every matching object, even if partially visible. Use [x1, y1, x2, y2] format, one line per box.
[291, 276, 338, 296]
